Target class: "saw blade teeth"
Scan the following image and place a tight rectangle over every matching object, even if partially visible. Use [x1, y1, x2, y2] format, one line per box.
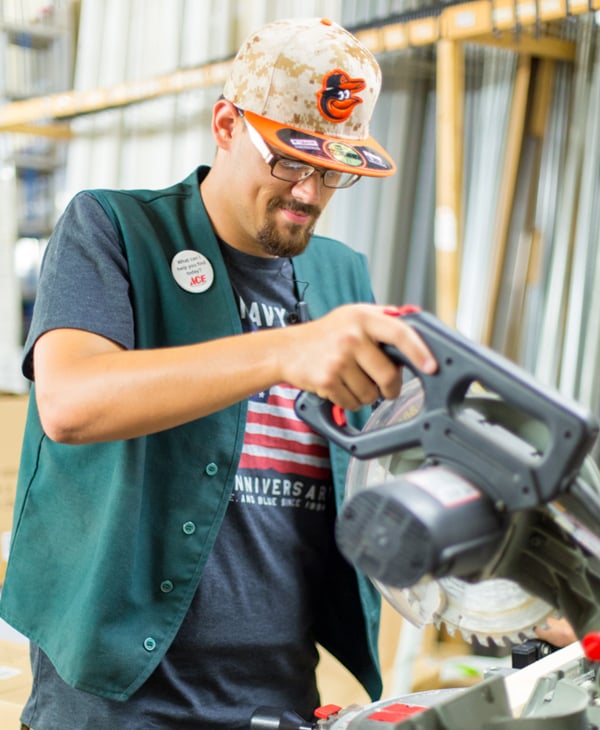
[504, 633, 524, 645]
[442, 629, 536, 647]
[471, 633, 495, 646]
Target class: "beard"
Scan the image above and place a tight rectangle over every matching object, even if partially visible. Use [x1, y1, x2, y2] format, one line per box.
[256, 196, 321, 257]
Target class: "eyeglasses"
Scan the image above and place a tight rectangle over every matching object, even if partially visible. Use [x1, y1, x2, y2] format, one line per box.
[241, 113, 360, 190]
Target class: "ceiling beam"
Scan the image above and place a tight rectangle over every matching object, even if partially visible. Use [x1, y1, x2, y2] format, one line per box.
[2, 0, 597, 133]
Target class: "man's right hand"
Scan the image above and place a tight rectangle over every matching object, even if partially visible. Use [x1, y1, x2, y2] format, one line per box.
[278, 303, 437, 411]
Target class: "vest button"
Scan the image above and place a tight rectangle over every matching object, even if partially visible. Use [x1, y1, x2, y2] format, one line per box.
[160, 580, 174, 593]
[205, 462, 218, 476]
[143, 637, 157, 652]
[182, 521, 196, 535]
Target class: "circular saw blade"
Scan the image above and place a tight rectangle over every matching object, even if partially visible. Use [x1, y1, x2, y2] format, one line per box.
[345, 378, 555, 645]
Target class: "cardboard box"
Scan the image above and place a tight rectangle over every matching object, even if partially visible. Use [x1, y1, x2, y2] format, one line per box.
[0, 639, 31, 707]
[0, 698, 25, 726]
[0, 395, 29, 584]
[316, 600, 405, 707]
[317, 608, 493, 709]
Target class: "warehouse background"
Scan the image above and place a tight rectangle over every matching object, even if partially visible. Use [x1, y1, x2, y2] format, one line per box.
[1, 0, 599, 412]
[1, 0, 599, 714]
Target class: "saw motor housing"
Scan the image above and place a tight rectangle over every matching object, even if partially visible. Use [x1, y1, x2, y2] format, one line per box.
[335, 463, 506, 588]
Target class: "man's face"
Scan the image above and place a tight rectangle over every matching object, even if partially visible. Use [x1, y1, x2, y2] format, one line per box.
[233, 121, 337, 258]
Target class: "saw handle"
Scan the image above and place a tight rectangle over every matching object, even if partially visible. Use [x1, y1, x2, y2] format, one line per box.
[294, 309, 599, 510]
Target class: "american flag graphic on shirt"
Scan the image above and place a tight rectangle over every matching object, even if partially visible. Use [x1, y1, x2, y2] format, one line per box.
[239, 383, 331, 481]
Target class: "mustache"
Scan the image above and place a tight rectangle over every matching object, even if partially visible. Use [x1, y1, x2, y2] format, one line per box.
[268, 197, 321, 218]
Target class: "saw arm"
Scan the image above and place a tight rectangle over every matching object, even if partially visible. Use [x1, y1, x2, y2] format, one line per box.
[295, 309, 598, 510]
[294, 309, 600, 645]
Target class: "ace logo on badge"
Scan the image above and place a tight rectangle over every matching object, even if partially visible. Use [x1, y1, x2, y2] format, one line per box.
[171, 250, 214, 293]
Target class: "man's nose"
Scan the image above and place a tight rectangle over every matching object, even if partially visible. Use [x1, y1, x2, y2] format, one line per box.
[291, 170, 324, 204]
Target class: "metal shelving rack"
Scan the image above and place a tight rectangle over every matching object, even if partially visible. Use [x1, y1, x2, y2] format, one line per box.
[0, 0, 589, 132]
[0, 1, 598, 394]
[0, 1, 74, 370]
[0, 0, 595, 333]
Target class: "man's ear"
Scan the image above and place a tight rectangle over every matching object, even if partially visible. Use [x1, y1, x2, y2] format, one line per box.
[211, 99, 240, 150]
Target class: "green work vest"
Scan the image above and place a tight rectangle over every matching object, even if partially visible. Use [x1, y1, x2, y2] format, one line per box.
[0, 168, 382, 702]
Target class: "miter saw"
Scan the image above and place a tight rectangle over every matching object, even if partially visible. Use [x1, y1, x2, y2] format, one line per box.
[250, 307, 600, 729]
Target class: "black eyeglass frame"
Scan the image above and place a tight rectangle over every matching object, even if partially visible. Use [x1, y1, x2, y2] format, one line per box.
[239, 110, 361, 190]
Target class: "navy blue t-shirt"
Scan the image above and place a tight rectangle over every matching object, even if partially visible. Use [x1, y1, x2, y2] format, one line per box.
[21, 191, 337, 729]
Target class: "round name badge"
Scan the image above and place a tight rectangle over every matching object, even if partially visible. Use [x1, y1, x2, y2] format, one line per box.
[171, 250, 214, 293]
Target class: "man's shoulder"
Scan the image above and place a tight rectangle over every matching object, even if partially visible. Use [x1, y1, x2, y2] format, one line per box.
[305, 233, 366, 262]
[88, 175, 195, 206]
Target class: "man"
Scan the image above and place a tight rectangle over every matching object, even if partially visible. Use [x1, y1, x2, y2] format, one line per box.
[0, 17, 436, 729]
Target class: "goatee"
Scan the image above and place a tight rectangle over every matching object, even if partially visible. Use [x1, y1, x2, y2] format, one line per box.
[256, 197, 321, 257]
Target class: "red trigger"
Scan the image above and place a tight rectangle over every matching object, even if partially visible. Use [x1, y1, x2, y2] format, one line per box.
[332, 405, 347, 427]
[384, 304, 421, 317]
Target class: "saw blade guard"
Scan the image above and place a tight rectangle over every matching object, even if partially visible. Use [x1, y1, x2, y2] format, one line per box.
[343, 377, 557, 645]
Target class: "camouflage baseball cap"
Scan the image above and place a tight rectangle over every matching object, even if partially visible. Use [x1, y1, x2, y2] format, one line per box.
[222, 17, 396, 177]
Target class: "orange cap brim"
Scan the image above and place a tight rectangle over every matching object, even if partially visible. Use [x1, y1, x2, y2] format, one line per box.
[244, 110, 396, 178]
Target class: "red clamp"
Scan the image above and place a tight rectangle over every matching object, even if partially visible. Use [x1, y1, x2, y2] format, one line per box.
[314, 704, 342, 719]
[582, 632, 600, 661]
[367, 702, 428, 722]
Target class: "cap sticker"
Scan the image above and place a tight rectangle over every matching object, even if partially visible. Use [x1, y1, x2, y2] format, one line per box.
[275, 128, 394, 173]
[277, 130, 330, 161]
[325, 141, 365, 168]
[171, 250, 214, 293]
[362, 148, 388, 168]
[316, 68, 365, 123]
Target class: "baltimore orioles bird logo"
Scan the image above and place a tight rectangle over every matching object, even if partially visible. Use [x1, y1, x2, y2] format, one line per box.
[316, 68, 366, 123]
